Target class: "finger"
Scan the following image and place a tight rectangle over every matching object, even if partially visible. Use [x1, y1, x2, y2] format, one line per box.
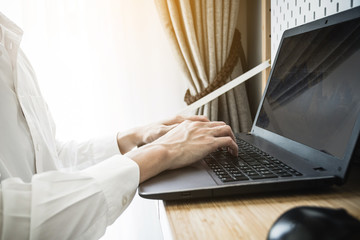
[186, 120, 226, 130]
[205, 121, 227, 127]
[163, 115, 188, 125]
[185, 115, 209, 122]
[211, 124, 236, 141]
[165, 115, 210, 125]
[215, 137, 238, 156]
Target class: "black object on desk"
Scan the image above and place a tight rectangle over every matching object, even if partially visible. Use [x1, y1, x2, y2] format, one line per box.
[267, 206, 360, 240]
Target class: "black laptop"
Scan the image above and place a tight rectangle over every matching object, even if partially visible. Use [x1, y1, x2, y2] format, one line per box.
[139, 7, 360, 200]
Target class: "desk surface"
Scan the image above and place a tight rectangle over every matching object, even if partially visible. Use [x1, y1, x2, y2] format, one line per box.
[162, 163, 360, 240]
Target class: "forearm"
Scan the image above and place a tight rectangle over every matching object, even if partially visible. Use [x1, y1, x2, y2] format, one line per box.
[125, 144, 169, 183]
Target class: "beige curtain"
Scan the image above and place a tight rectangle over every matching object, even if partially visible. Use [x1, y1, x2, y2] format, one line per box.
[155, 0, 252, 133]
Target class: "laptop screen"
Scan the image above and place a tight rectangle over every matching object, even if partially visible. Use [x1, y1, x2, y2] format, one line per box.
[256, 17, 360, 160]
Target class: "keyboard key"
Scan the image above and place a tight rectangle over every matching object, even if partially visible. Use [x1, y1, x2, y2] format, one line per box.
[217, 174, 231, 178]
[234, 161, 247, 167]
[248, 161, 261, 166]
[233, 173, 245, 177]
[279, 173, 292, 177]
[249, 175, 265, 179]
[246, 171, 259, 176]
[251, 174, 277, 180]
[235, 176, 249, 181]
[261, 174, 278, 179]
[220, 177, 236, 182]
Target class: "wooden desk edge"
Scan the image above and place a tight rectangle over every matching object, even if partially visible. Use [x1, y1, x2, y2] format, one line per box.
[158, 200, 174, 240]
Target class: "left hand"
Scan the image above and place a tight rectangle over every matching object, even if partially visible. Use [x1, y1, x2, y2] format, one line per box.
[117, 115, 209, 154]
[136, 115, 210, 146]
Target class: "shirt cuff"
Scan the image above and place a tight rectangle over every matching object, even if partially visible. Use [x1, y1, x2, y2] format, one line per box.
[82, 155, 140, 224]
[94, 134, 121, 156]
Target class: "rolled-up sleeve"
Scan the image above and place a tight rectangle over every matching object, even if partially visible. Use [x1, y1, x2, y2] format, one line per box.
[0, 155, 139, 240]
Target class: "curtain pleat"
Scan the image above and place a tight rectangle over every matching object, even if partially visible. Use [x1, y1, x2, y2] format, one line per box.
[155, 0, 252, 133]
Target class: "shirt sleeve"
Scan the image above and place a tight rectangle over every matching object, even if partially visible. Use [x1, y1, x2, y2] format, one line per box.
[0, 155, 139, 240]
[56, 134, 122, 171]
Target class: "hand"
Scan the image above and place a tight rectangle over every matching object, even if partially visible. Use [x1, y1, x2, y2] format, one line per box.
[126, 120, 238, 182]
[136, 115, 210, 146]
[117, 115, 209, 154]
[152, 120, 238, 170]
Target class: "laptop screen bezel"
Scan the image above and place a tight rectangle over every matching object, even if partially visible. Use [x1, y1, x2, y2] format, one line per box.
[250, 7, 360, 180]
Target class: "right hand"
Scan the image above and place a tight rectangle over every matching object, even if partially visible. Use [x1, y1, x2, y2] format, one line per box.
[126, 119, 238, 183]
[150, 120, 238, 170]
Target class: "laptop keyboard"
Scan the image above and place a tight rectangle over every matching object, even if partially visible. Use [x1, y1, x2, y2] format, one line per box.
[204, 139, 303, 183]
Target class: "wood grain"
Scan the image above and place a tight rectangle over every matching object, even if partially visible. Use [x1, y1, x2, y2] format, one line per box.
[163, 164, 360, 240]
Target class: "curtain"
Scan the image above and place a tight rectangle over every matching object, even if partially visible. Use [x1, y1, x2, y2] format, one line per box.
[155, 0, 252, 133]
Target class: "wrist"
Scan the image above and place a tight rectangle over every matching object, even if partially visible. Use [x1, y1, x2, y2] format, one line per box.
[116, 128, 142, 154]
[125, 143, 169, 183]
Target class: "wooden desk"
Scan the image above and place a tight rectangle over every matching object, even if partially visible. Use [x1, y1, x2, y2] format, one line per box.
[160, 163, 360, 240]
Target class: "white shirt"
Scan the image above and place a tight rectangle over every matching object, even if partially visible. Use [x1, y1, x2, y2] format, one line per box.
[0, 12, 140, 239]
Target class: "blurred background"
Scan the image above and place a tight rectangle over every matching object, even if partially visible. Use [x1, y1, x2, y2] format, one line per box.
[1, 0, 187, 142]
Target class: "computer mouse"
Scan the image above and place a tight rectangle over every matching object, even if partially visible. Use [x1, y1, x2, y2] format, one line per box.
[267, 206, 360, 240]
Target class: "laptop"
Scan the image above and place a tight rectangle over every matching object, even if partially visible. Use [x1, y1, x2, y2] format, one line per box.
[138, 6, 360, 200]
